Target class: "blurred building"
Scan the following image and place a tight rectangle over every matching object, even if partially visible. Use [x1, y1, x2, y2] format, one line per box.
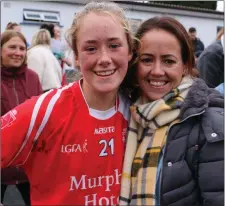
[1, 0, 224, 47]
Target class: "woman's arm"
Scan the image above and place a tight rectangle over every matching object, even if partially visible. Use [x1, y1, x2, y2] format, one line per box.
[198, 108, 224, 206]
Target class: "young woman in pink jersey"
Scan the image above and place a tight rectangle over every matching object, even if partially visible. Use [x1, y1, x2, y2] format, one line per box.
[1, 2, 133, 205]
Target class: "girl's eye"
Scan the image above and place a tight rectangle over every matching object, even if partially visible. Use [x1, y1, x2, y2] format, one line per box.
[109, 44, 120, 49]
[86, 47, 96, 52]
[164, 59, 175, 65]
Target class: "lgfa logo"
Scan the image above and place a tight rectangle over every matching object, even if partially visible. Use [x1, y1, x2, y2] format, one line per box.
[61, 140, 88, 153]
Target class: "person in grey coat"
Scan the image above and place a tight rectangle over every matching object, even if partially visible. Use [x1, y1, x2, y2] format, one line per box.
[119, 16, 223, 206]
[197, 28, 224, 88]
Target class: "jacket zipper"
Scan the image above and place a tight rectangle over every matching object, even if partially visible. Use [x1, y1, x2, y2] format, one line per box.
[13, 78, 19, 106]
[159, 110, 205, 205]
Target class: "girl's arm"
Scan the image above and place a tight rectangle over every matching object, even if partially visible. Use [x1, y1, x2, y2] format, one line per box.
[1, 90, 54, 167]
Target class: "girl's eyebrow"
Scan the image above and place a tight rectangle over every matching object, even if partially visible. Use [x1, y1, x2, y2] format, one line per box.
[84, 37, 121, 44]
[84, 40, 97, 44]
[108, 37, 121, 41]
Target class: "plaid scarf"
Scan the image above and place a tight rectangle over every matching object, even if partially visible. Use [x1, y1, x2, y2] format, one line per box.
[119, 76, 193, 206]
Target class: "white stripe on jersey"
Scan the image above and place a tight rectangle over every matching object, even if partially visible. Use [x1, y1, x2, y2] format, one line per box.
[8, 83, 74, 167]
[27, 90, 53, 141]
[6, 90, 51, 167]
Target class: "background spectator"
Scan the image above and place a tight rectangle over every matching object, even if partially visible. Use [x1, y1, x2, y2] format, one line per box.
[5, 22, 30, 47]
[51, 24, 72, 85]
[1, 30, 42, 205]
[40, 23, 71, 85]
[27, 29, 62, 92]
[5, 22, 21, 32]
[197, 27, 224, 88]
[40, 23, 71, 67]
[40, 23, 54, 38]
[188, 27, 205, 58]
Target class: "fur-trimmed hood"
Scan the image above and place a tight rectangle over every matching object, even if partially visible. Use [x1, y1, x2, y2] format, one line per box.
[180, 78, 224, 143]
[180, 78, 224, 120]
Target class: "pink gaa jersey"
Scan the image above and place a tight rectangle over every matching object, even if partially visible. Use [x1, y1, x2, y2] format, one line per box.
[1, 80, 130, 205]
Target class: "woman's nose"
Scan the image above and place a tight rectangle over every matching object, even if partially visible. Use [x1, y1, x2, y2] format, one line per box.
[150, 62, 164, 76]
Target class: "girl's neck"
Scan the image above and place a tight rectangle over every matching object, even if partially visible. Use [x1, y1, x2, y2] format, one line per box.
[81, 80, 118, 111]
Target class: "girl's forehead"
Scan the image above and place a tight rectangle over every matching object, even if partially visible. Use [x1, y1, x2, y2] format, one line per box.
[77, 12, 125, 41]
[79, 12, 121, 27]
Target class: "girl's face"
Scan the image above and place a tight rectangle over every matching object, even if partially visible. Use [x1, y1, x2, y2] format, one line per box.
[1, 36, 26, 68]
[76, 12, 132, 96]
[137, 29, 185, 101]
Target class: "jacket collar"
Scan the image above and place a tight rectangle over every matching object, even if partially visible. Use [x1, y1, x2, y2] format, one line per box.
[1, 64, 27, 77]
[180, 78, 224, 120]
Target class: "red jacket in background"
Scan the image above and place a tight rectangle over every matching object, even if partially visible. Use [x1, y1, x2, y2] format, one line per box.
[1, 65, 43, 116]
[1, 64, 43, 184]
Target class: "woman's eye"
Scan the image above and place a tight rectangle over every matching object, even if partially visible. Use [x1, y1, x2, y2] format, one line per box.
[140, 58, 153, 63]
[164, 59, 175, 65]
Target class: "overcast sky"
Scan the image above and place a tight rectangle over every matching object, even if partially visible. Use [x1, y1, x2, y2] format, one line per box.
[217, 1, 224, 11]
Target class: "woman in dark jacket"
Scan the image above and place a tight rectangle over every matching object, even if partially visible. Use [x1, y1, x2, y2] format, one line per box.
[1, 30, 42, 205]
[119, 17, 223, 206]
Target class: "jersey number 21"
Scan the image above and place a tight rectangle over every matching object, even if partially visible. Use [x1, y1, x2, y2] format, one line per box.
[99, 138, 114, 157]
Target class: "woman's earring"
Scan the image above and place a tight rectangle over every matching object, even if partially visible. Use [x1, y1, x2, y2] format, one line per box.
[183, 68, 187, 76]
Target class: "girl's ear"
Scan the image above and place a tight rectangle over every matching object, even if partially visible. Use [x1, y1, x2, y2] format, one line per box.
[75, 60, 80, 68]
[74, 54, 80, 69]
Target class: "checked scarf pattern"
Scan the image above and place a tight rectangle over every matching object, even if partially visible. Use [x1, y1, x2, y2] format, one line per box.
[119, 76, 193, 206]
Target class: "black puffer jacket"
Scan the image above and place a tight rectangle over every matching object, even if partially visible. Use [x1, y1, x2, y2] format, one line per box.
[160, 78, 224, 206]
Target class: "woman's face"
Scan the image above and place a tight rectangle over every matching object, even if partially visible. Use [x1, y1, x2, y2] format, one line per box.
[1, 36, 26, 68]
[137, 28, 185, 101]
